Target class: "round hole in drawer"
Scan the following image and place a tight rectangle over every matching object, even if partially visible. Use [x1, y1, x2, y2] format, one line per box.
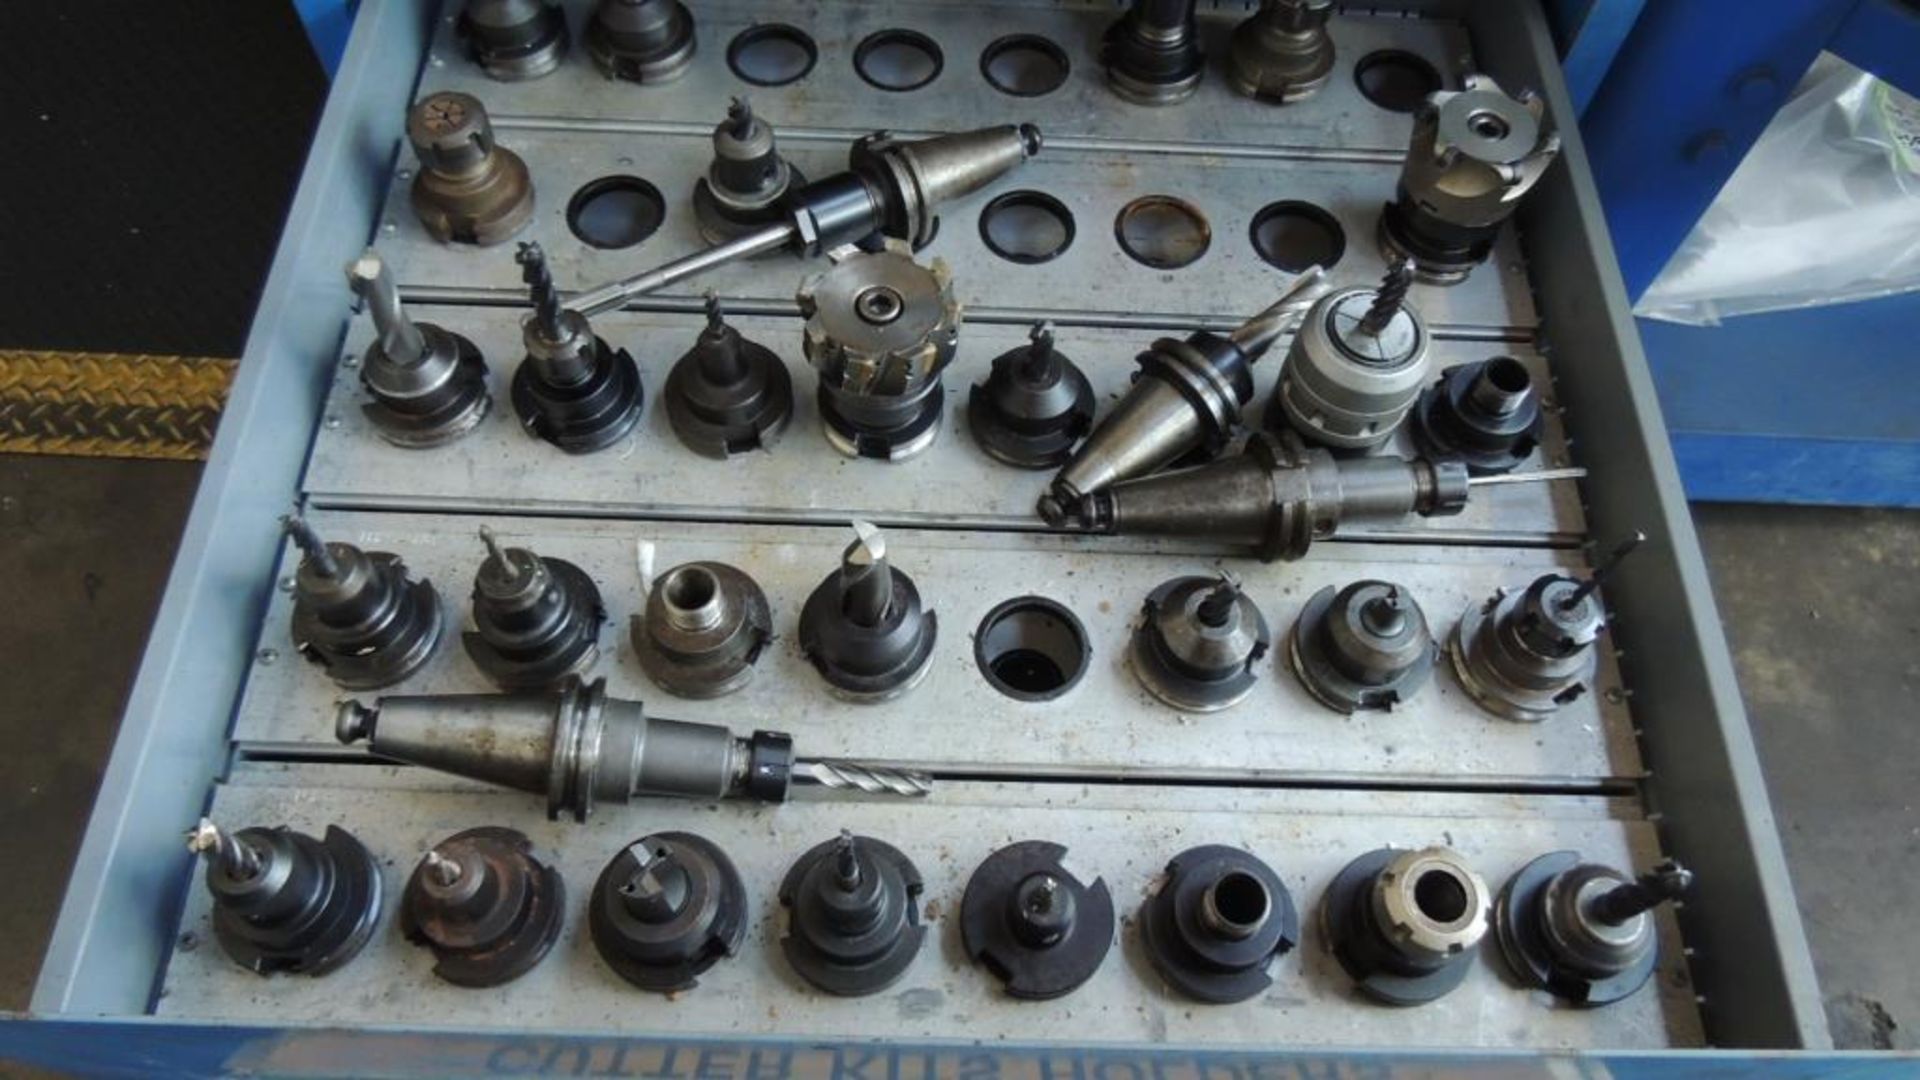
[1355, 50, 1442, 112]
[566, 175, 666, 250]
[980, 34, 1070, 97]
[975, 596, 1090, 702]
[1115, 195, 1211, 270]
[979, 190, 1076, 264]
[727, 23, 818, 87]
[854, 29, 944, 92]
[1249, 200, 1346, 272]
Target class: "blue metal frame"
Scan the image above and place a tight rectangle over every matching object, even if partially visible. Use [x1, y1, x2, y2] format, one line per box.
[294, 0, 357, 77]
[1572, 0, 1920, 506]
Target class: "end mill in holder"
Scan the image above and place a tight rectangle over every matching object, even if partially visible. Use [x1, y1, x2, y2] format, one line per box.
[334, 676, 932, 822]
[345, 249, 492, 448]
[967, 323, 1096, 470]
[1495, 853, 1690, 1007]
[187, 818, 382, 977]
[1451, 533, 1641, 722]
[1287, 580, 1439, 714]
[1042, 267, 1328, 517]
[1269, 261, 1431, 451]
[1130, 575, 1272, 712]
[1380, 73, 1561, 285]
[1057, 431, 1469, 563]
[407, 91, 534, 246]
[566, 124, 1043, 318]
[400, 826, 566, 987]
[511, 242, 645, 453]
[663, 294, 794, 458]
[590, 831, 749, 993]
[462, 526, 606, 690]
[798, 522, 939, 701]
[1103, 0, 1205, 106]
[779, 830, 928, 997]
[284, 515, 444, 690]
[457, 0, 570, 82]
[693, 98, 806, 246]
[1225, 0, 1336, 104]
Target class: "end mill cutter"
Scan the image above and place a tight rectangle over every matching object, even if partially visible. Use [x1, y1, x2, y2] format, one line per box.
[334, 677, 931, 821]
[1041, 267, 1328, 519]
[566, 124, 1043, 318]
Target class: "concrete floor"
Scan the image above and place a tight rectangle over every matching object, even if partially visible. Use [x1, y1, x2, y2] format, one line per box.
[0, 453, 1911, 1052]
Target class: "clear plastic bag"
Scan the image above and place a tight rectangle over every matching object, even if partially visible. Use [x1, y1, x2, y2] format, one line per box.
[1633, 54, 1920, 326]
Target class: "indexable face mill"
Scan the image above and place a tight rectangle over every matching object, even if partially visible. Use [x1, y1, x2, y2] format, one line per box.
[585, 0, 696, 84]
[1225, 0, 1336, 104]
[1060, 431, 1469, 563]
[798, 522, 939, 701]
[967, 322, 1096, 470]
[632, 560, 774, 699]
[407, 91, 534, 246]
[186, 818, 382, 977]
[1041, 267, 1328, 518]
[1380, 73, 1561, 285]
[1270, 261, 1431, 451]
[1130, 575, 1272, 713]
[663, 295, 794, 458]
[333, 677, 932, 821]
[564, 124, 1042, 319]
[1103, 0, 1205, 106]
[779, 830, 928, 997]
[283, 515, 444, 690]
[693, 98, 807, 246]
[400, 827, 566, 987]
[457, 0, 570, 82]
[1322, 846, 1491, 1005]
[1409, 357, 1545, 476]
[590, 831, 749, 993]
[798, 243, 960, 461]
[1288, 580, 1439, 714]
[1495, 853, 1691, 1007]
[960, 841, 1115, 1000]
[462, 526, 606, 690]
[511, 242, 645, 454]
[345, 249, 492, 448]
[1140, 845, 1299, 1004]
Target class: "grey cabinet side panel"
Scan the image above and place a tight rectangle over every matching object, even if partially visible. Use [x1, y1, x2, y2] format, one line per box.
[28, 0, 430, 1015]
[1467, 0, 1827, 1050]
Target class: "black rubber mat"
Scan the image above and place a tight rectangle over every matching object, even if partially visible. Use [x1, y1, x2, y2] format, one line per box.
[0, 3, 328, 358]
